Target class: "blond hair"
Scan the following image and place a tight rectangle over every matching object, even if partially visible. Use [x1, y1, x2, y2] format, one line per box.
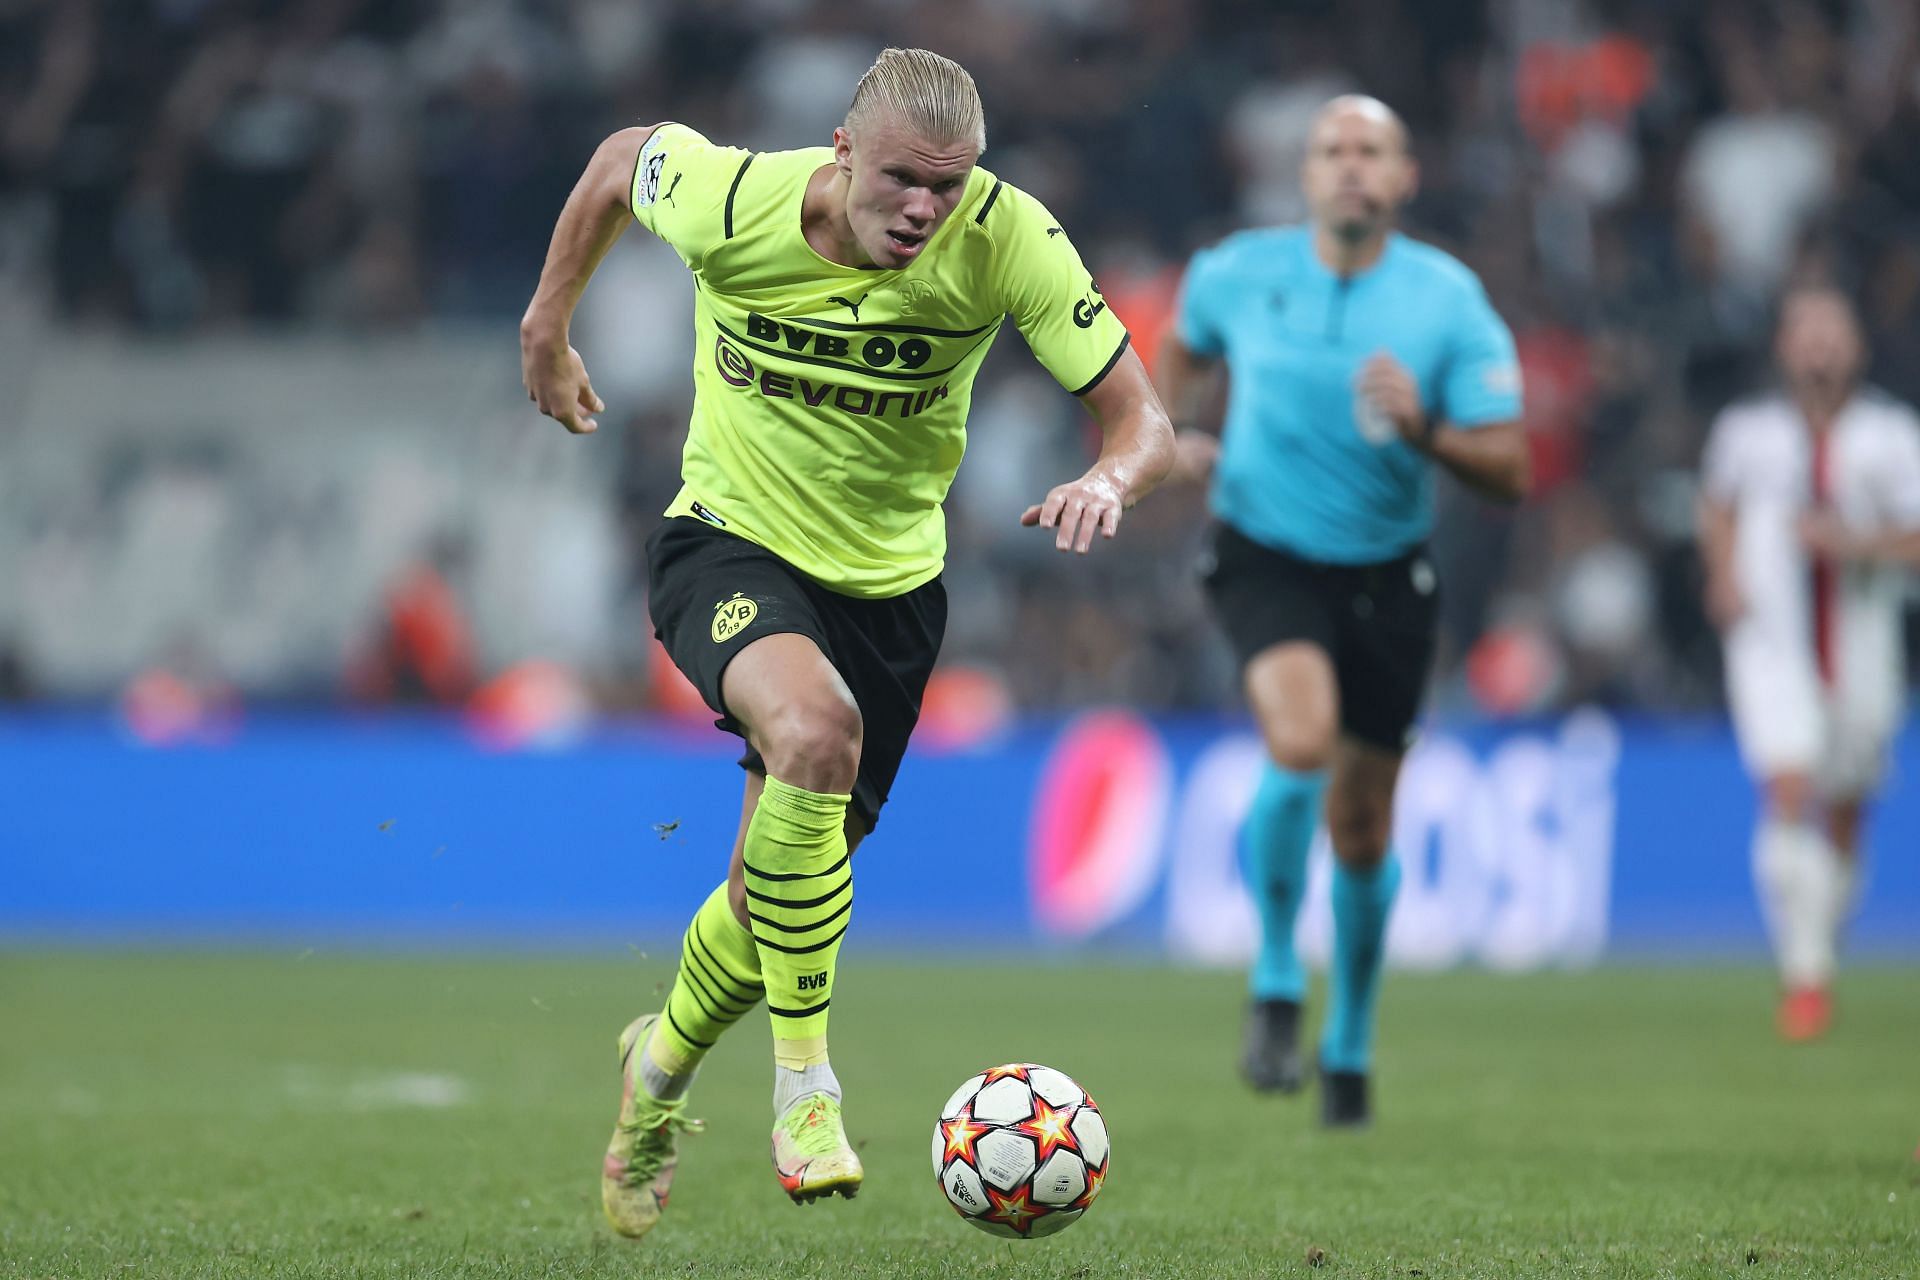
[845, 47, 986, 153]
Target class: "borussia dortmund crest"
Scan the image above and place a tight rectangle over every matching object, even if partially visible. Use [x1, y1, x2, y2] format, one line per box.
[897, 279, 936, 314]
[712, 593, 758, 643]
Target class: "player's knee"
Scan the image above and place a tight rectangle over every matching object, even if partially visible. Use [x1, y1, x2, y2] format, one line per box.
[1328, 824, 1390, 870]
[758, 698, 863, 793]
[1765, 773, 1816, 823]
[1265, 726, 1334, 774]
[1826, 801, 1863, 854]
[1325, 796, 1391, 869]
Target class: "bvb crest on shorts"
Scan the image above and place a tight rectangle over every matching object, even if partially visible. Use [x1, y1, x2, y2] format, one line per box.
[712, 592, 759, 642]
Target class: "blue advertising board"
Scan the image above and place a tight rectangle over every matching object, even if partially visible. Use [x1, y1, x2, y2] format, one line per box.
[3, 710, 1915, 961]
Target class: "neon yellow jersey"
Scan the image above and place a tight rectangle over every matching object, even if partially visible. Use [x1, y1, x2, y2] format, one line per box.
[629, 123, 1131, 598]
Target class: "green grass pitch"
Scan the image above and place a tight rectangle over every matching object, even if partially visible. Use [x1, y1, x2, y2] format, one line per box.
[2, 952, 1915, 1278]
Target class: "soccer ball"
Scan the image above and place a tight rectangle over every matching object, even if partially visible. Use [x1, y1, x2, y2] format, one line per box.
[930, 1063, 1109, 1239]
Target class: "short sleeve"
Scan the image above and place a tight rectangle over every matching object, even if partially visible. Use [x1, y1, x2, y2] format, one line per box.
[1440, 279, 1523, 427]
[1173, 244, 1232, 358]
[630, 123, 752, 272]
[1700, 409, 1746, 503]
[989, 185, 1131, 396]
[1876, 409, 1920, 526]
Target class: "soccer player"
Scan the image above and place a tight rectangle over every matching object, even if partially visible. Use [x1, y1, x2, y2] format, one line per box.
[519, 49, 1173, 1236]
[1157, 96, 1528, 1127]
[1697, 285, 1920, 1042]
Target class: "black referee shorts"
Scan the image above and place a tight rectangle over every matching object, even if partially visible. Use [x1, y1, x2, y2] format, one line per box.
[645, 515, 947, 834]
[1201, 521, 1440, 753]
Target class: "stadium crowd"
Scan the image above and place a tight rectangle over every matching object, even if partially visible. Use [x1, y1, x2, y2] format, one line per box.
[3, 0, 1918, 719]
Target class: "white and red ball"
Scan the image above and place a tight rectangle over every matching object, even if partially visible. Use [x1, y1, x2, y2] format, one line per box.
[930, 1063, 1109, 1239]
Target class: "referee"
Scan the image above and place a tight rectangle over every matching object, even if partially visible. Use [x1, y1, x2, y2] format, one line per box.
[1159, 95, 1530, 1127]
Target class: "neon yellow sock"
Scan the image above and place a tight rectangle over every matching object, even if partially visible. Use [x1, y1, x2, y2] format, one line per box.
[649, 881, 765, 1076]
[741, 776, 852, 1069]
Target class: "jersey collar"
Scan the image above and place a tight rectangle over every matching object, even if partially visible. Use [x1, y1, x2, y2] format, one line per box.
[1299, 227, 1404, 284]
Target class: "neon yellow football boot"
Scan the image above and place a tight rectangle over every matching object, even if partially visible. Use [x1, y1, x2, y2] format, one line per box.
[601, 1014, 703, 1238]
[770, 1091, 863, 1204]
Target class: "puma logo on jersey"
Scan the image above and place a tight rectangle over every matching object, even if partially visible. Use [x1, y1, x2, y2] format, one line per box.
[661, 171, 683, 207]
[828, 291, 869, 321]
[1045, 226, 1064, 237]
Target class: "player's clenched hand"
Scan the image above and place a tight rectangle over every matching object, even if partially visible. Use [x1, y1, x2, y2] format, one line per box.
[1357, 352, 1424, 440]
[522, 338, 606, 435]
[1020, 470, 1127, 554]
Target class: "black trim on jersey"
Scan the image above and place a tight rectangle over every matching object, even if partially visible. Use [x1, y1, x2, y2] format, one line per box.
[799, 315, 998, 339]
[974, 178, 1005, 224]
[724, 154, 756, 238]
[1071, 333, 1132, 397]
[713, 316, 993, 383]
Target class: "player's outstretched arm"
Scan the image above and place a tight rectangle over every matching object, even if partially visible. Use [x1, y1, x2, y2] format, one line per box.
[519, 125, 653, 435]
[1154, 332, 1226, 486]
[1020, 346, 1176, 553]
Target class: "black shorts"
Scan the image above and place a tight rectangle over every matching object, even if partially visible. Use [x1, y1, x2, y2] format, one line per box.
[1201, 522, 1440, 752]
[645, 516, 947, 833]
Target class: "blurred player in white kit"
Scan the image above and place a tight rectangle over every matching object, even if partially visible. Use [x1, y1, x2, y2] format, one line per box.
[1698, 285, 1920, 1041]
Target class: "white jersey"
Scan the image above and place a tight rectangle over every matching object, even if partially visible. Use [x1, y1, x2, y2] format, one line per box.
[1702, 388, 1920, 790]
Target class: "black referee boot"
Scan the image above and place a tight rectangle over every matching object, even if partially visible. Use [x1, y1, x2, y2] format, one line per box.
[1318, 1064, 1371, 1129]
[1239, 998, 1305, 1093]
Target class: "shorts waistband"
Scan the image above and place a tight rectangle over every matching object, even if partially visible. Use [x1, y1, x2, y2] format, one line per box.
[1217, 522, 1426, 580]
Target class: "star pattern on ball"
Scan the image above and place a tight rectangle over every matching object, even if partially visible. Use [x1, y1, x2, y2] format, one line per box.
[1072, 1162, 1106, 1211]
[940, 1115, 989, 1166]
[983, 1182, 1042, 1233]
[1023, 1093, 1081, 1163]
[981, 1063, 1029, 1085]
